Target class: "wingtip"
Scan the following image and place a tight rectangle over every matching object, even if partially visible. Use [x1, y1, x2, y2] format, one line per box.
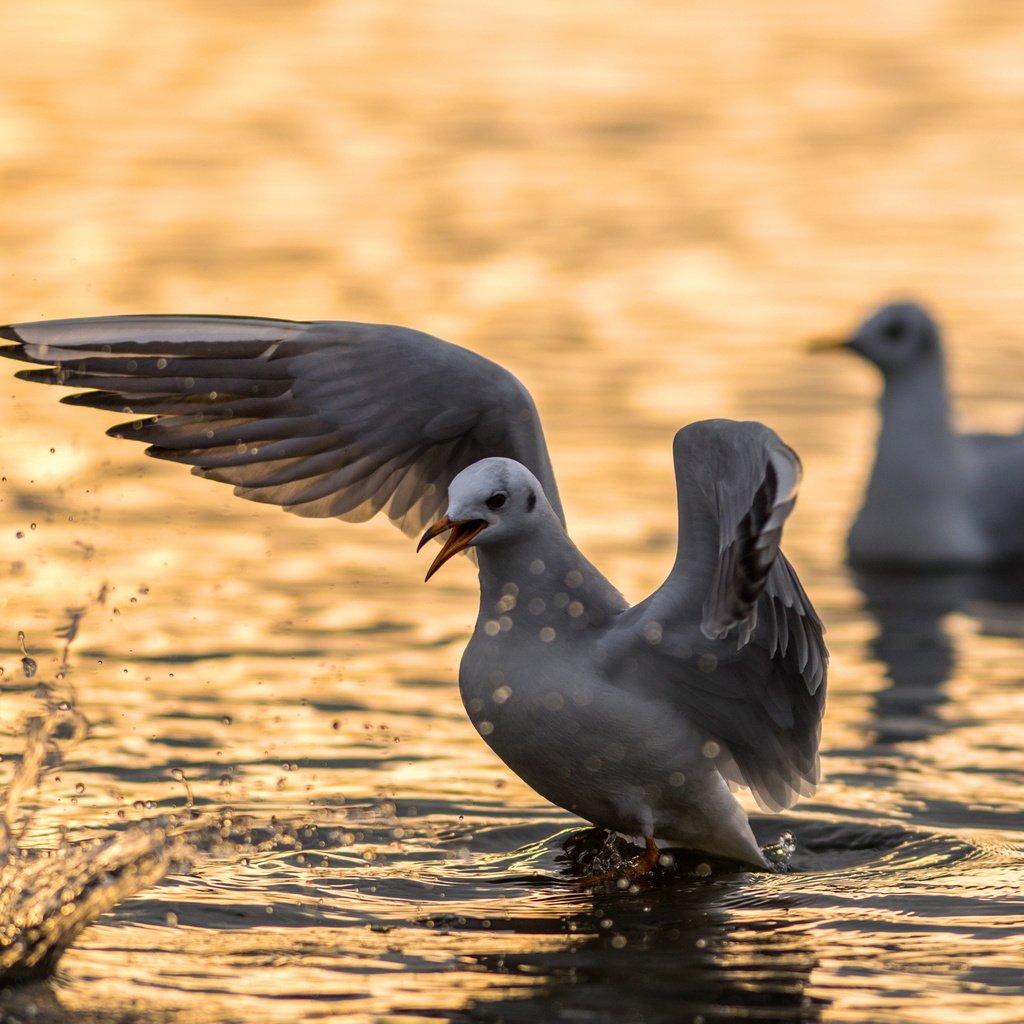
[106, 419, 148, 440]
[18, 367, 74, 386]
[0, 345, 42, 365]
[768, 446, 802, 505]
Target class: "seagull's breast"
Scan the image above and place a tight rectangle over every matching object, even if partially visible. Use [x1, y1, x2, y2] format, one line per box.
[457, 619, 718, 837]
[459, 619, 606, 745]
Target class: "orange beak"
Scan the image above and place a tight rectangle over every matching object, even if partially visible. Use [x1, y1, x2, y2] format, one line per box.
[417, 515, 488, 581]
[806, 335, 849, 353]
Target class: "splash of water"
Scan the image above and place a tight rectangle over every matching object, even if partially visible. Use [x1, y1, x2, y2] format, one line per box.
[0, 599, 330, 986]
[558, 826, 799, 885]
[0, 813, 191, 984]
[761, 830, 797, 872]
[0, 602, 194, 984]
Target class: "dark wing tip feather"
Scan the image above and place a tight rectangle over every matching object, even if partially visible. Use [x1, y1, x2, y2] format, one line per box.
[16, 367, 69, 385]
[702, 447, 800, 643]
[766, 554, 828, 696]
[1, 344, 39, 364]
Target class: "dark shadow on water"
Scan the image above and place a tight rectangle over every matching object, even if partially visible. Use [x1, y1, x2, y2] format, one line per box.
[421, 821, 899, 1024]
[852, 566, 1024, 745]
[451, 898, 823, 1024]
[428, 815, 985, 1024]
[438, 827, 826, 1024]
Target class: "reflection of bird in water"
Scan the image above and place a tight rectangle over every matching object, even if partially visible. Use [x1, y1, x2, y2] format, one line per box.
[853, 566, 1024, 746]
[1, 315, 826, 872]
[462, 869, 823, 1024]
[813, 302, 1024, 569]
[853, 569, 960, 746]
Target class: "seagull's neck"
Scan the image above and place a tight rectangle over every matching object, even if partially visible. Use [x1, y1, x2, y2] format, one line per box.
[849, 351, 988, 564]
[880, 354, 952, 428]
[474, 523, 627, 634]
[873, 356, 957, 486]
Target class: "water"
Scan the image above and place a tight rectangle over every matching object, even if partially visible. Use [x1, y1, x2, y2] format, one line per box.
[1, 1, 1024, 1021]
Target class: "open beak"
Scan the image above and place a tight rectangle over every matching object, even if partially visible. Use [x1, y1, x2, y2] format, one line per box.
[806, 335, 850, 353]
[417, 515, 488, 581]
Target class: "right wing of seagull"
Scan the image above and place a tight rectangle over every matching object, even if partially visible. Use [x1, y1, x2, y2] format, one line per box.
[0, 314, 563, 538]
[605, 420, 827, 812]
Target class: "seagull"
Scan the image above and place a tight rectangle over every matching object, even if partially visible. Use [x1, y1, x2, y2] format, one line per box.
[813, 302, 1024, 569]
[0, 315, 826, 871]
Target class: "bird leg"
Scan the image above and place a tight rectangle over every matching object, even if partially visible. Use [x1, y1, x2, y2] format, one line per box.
[576, 835, 661, 888]
[630, 835, 661, 876]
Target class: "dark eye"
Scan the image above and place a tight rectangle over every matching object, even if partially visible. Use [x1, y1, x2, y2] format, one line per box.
[486, 492, 507, 510]
[881, 319, 907, 342]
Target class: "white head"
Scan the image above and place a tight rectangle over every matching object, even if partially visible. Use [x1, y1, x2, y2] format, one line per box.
[417, 458, 554, 580]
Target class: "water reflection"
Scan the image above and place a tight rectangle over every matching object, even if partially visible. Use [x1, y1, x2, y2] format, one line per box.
[455, 883, 822, 1024]
[853, 567, 1024, 745]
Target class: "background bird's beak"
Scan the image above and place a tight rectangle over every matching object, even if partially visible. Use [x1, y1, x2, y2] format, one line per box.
[806, 335, 850, 353]
[418, 516, 487, 581]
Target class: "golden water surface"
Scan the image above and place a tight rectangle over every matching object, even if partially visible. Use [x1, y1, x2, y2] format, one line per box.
[1, 2, 1023, 1022]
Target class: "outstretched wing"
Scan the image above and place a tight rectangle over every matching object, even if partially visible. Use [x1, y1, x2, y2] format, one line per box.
[0, 314, 563, 537]
[605, 420, 827, 812]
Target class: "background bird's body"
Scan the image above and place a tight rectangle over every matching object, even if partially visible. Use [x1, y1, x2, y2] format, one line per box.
[849, 348, 989, 566]
[960, 431, 1024, 560]
[830, 303, 1024, 568]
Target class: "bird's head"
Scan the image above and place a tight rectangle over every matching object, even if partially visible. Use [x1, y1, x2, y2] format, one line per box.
[417, 458, 550, 580]
[810, 302, 942, 376]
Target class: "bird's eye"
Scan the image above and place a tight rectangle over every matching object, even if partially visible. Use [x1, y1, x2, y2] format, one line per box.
[486, 492, 507, 510]
[881, 320, 907, 342]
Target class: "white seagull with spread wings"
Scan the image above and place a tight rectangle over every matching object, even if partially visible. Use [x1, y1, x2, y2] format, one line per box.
[1, 315, 826, 871]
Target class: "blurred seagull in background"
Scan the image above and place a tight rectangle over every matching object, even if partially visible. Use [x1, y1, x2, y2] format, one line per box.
[1, 314, 826, 872]
[813, 302, 1024, 569]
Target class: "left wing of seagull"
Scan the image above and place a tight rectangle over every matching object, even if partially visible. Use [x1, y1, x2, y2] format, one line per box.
[0, 314, 564, 538]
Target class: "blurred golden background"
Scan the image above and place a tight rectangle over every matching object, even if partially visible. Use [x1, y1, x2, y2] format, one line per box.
[1, 3, 1023, 1022]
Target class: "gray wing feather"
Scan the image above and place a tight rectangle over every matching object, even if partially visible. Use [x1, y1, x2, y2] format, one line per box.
[0, 314, 563, 536]
[607, 421, 826, 812]
[702, 445, 801, 645]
